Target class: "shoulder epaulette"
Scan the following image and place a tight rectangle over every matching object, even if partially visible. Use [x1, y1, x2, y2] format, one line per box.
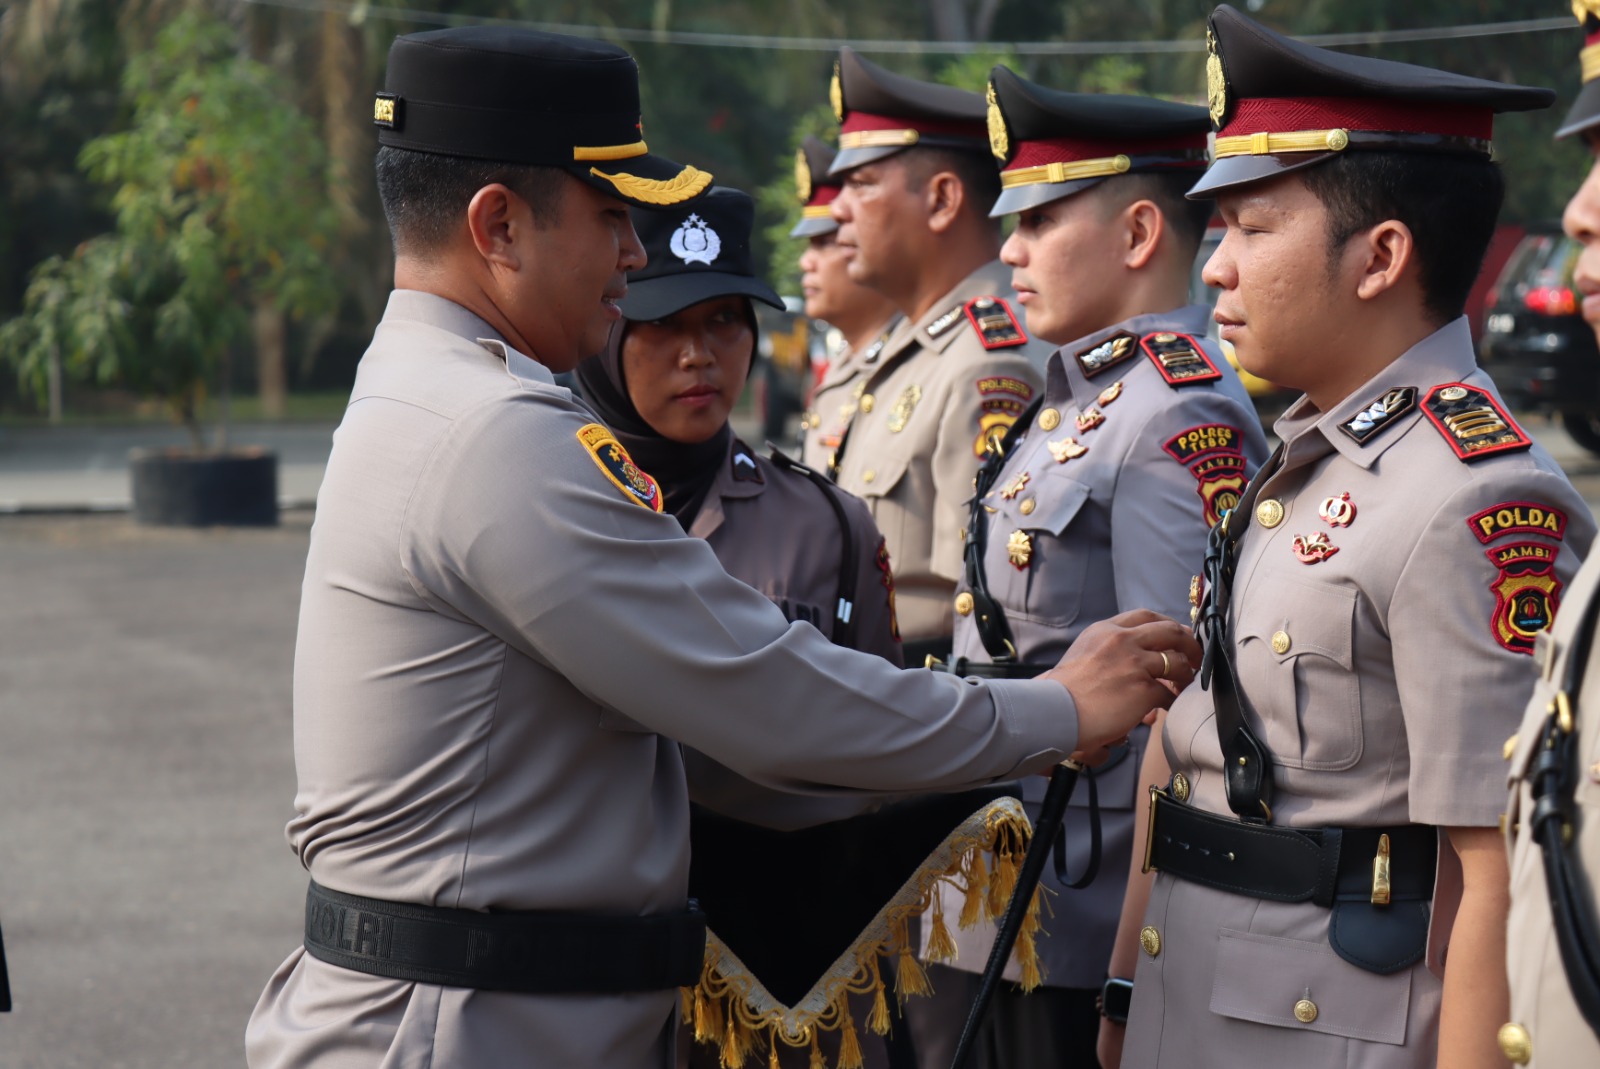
[1420, 382, 1532, 462]
[927, 305, 966, 339]
[962, 296, 1027, 349]
[1074, 331, 1139, 378]
[1339, 386, 1417, 445]
[1142, 331, 1222, 387]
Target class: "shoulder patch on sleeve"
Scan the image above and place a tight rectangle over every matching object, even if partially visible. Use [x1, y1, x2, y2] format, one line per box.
[1163, 424, 1248, 527]
[576, 423, 663, 511]
[875, 537, 901, 643]
[1142, 332, 1222, 387]
[1074, 331, 1139, 378]
[1467, 501, 1568, 544]
[962, 296, 1027, 349]
[1487, 542, 1564, 655]
[972, 376, 1034, 457]
[1420, 383, 1531, 462]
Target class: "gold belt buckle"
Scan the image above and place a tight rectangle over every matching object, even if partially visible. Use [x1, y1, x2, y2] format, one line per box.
[1371, 832, 1392, 906]
[1142, 786, 1168, 874]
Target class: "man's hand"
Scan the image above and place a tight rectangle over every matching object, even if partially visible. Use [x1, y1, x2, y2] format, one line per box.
[1040, 609, 1200, 754]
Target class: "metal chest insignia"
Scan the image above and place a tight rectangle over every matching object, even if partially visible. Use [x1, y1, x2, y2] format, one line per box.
[1292, 531, 1339, 564]
[1096, 380, 1124, 407]
[1318, 492, 1356, 528]
[1163, 424, 1248, 527]
[886, 385, 922, 433]
[1142, 331, 1222, 387]
[1075, 332, 1138, 378]
[1488, 542, 1564, 655]
[1006, 529, 1033, 569]
[999, 472, 1031, 500]
[1420, 383, 1531, 461]
[1076, 407, 1105, 433]
[1340, 386, 1417, 445]
[963, 296, 1027, 349]
[1048, 437, 1088, 463]
[576, 423, 663, 512]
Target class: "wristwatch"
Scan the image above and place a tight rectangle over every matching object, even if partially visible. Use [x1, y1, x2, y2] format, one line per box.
[1098, 976, 1134, 1024]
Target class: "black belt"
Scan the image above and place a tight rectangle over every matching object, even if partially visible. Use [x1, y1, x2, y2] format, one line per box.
[1146, 790, 1437, 975]
[928, 657, 1050, 680]
[302, 881, 706, 993]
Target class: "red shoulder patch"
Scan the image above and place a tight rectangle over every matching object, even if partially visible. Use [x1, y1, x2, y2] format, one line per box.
[875, 537, 901, 643]
[1421, 383, 1531, 462]
[1142, 332, 1221, 387]
[1467, 501, 1568, 544]
[1487, 542, 1563, 655]
[963, 297, 1027, 350]
[1163, 424, 1248, 527]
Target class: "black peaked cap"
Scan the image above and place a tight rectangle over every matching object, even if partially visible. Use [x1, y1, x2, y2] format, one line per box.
[619, 187, 783, 322]
[791, 136, 842, 238]
[1558, 10, 1600, 140]
[829, 46, 988, 174]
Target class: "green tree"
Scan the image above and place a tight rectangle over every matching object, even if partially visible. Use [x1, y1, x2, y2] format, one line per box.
[1, 11, 338, 446]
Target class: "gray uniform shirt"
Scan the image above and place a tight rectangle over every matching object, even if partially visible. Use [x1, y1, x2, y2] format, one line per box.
[244, 291, 1081, 1069]
[939, 306, 1269, 990]
[1124, 318, 1595, 1068]
[799, 318, 898, 473]
[830, 261, 1052, 643]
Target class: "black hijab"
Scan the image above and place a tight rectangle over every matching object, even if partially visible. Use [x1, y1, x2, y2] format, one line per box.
[574, 306, 757, 529]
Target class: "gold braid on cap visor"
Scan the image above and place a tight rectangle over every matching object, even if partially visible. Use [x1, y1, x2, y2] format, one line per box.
[1213, 128, 1352, 156]
[1000, 154, 1132, 188]
[1584, 42, 1600, 84]
[573, 140, 650, 161]
[588, 164, 713, 205]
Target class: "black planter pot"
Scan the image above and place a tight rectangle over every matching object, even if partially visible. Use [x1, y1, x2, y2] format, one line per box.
[129, 448, 279, 527]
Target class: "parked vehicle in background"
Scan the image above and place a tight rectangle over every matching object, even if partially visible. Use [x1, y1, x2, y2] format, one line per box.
[1478, 226, 1600, 455]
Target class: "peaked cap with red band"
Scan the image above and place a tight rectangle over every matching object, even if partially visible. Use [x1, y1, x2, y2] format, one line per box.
[1189, 4, 1555, 199]
[1557, 2, 1600, 139]
[790, 136, 842, 238]
[827, 46, 989, 175]
[986, 65, 1210, 217]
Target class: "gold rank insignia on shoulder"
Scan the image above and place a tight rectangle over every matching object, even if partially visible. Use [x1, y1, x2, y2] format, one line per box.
[1142, 331, 1222, 387]
[1075, 332, 1138, 378]
[576, 423, 663, 512]
[1006, 529, 1033, 569]
[927, 305, 965, 339]
[1420, 382, 1531, 462]
[1340, 386, 1417, 445]
[964, 296, 1027, 349]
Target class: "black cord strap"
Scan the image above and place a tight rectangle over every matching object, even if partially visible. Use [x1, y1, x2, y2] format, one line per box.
[962, 397, 1044, 662]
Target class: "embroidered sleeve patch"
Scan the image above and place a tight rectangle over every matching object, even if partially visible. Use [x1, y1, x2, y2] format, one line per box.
[1421, 383, 1531, 461]
[1075, 331, 1139, 378]
[875, 536, 901, 643]
[1487, 542, 1563, 655]
[1467, 501, 1568, 544]
[576, 423, 663, 511]
[972, 377, 1034, 457]
[1142, 332, 1221, 387]
[1163, 424, 1247, 527]
[963, 297, 1027, 349]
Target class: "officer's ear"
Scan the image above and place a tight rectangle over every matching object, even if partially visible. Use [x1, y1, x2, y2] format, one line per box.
[1122, 199, 1165, 271]
[465, 183, 526, 270]
[924, 170, 967, 235]
[1350, 218, 1415, 304]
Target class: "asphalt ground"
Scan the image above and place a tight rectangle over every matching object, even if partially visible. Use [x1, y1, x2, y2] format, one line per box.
[0, 414, 1598, 1066]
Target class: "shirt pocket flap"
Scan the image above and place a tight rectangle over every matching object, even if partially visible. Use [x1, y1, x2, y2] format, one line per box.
[1209, 928, 1411, 1045]
[1001, 472, 1089, 535]
[854, 451, 911, 500]
[1237, 577, 1356, 670]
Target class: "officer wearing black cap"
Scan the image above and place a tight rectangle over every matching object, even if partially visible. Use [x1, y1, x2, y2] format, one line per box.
[825, 47, 1052, 665]
[244, 25, 1197, 1069]
[908, 67, 1269, 1069]
[1105, 8, 1593, 1069]
[1503, 5, 1600, 1066]
[792, 135, 903, 473]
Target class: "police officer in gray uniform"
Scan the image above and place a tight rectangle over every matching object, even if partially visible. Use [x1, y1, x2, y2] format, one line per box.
[907, 67, 1270, 1069]
[1502, 5, 1600, 1065]
[243, 27, 1199, 1069]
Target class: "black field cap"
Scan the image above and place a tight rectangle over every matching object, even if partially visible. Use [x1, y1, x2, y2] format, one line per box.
[375, 26, 711, 208]
[790, 136, 843, 238]
[987, 66, 1210, 217]
[1192, 4, 1555, 198]
[618, 187, 783, 322]
[828, 46, 989, 174]
[1558, 2, 1600, 139]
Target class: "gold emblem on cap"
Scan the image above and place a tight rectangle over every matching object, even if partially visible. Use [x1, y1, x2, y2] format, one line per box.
[1326, 128, 1351, 151]
[1293, 999, 1319, 1024]
[1257, 499, 1285, 528]
[986, 80, 1010, 162]
[1140, 926, 1162, 958]
[1006, 529, 1033, 568]
[795, 147, 812, 205]
[1171, 773, 1191, 803]
[830, 61, 844, 123]
[1038, 408, 1062, 432]
[1497, 1023, 1532, 1065]
[955, 591, 975, 616]
[1206, 28, 1229, 127]
[373, 95, 397, 127]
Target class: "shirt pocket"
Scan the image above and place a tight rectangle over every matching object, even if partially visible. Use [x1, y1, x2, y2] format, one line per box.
[1209, 928, 1411, 1046]
[985, 473, 1092, 627]
[1235, 577, 1362, 771]
[853, 450, 917, 565]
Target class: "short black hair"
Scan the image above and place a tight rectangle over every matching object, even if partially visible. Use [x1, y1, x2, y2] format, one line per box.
[374, 146, 567, 256]
[900, 146, 1003, 226]
[1101, 171, 1214, 260]
[1299, 152, 1505, 325]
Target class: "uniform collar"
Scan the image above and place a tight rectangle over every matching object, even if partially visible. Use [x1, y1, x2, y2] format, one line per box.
[818, 313, 901, 389]
[689, 437, 767, 539]
[1275, 315, 1475, 471]
[1045, 304, 1214, 404]
[383, 289, 554, 387]
[882, 259, 1015, 360]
